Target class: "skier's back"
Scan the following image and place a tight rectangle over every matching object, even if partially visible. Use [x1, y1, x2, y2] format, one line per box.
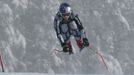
[54, 3, 89, 54]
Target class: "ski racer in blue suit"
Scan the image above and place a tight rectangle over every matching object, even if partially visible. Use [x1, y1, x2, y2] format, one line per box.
[54, 3, 89, 54]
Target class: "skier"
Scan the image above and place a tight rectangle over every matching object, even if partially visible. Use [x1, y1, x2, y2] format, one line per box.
[54, 3, 89, 54]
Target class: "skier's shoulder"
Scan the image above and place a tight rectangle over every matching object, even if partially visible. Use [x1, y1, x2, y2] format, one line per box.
[55, 12, 62, 20]
[70, 12, 80, 20]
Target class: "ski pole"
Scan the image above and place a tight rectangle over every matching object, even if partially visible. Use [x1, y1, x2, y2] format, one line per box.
[88, 44, 108, 70]
[96, 51, 108, 70]
[0, 49, 4, 72]
[54, 49, 63, 52]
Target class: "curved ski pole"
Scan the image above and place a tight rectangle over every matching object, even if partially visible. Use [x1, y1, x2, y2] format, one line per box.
[51, 49, 63, 55]
[0, 49, 4, 72]
[96, 51, 108, 70]
[88, 44, 108, 70]
[54, 49, 63, 52]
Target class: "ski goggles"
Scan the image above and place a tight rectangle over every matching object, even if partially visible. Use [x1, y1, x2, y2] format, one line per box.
[62, 13, 71, 16]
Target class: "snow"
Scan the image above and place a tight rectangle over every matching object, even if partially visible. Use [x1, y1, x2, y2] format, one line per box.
[0, 73, 110, 75]
[0, 0, 134, 74]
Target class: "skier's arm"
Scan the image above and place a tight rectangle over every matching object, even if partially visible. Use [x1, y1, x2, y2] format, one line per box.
[54, 15, 60, 35]
[74, 15, 89, 46]
[74, 15, 86, 38]
[74, 14, 84, 31]
[54, 15, 64, 44]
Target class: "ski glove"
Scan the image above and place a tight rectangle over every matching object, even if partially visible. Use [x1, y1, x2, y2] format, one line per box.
[61, 43, 69, 52]
[83, 38, 89, 47]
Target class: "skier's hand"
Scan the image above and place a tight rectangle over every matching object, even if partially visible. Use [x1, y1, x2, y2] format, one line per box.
[83, 38, 89, 47]
[62, 43, 69, 52]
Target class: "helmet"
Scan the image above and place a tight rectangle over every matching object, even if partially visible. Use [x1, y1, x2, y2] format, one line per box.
[59, 3, 72, 16]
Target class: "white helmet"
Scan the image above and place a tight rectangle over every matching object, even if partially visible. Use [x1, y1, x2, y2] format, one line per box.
[59, 3, 72, 16]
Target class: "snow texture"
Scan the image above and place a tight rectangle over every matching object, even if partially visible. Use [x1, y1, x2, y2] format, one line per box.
[0, 0, 134, 75]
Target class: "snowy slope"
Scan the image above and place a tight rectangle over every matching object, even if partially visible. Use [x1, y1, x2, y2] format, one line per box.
[0, 73, 109, 75]
[0, 0, 134, 75]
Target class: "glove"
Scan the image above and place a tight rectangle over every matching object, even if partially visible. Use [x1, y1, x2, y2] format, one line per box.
[83, 38, 89, 47]
[61, 43, 69, 52]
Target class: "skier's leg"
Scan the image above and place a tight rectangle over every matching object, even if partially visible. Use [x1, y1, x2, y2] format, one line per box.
[66, 40, 73, 54]
[72, 30, 84, 49]
[76, 38, 84, 49]
[61, 33, 73, 54]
